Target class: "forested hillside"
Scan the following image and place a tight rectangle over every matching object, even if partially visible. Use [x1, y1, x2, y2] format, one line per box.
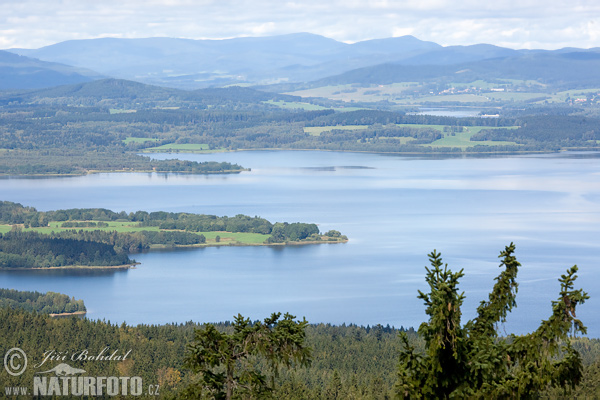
[0, 288, 86, 314]
[1, 308, 599, 399]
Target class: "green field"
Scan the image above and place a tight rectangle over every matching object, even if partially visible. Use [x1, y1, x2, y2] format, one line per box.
[427, 126, 520, 149]
[123, 137, 160, 144]
[304, 124, 522, 149]
[0, 221, 271, 245]
[200, 231, 270, 244]
[287, 83, 420, 104]
[286, 80, 560, 106]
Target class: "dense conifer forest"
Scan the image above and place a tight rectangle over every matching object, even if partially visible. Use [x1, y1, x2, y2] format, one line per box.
[1, 307, 599, 399]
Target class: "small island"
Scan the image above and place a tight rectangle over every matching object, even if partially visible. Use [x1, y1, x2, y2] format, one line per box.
[0, 201, 347, 269]
[0, 288, 86, 316]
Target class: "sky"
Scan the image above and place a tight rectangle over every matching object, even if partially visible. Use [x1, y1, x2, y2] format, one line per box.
[1, 0, 599, 50]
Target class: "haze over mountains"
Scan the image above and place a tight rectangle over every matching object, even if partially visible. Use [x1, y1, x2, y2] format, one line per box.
[0, 50, 104, 90]
[3, 32, 600, 90]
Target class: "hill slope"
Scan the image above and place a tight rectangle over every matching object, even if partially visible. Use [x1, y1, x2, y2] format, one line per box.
[0, 50, 103, 90]
[6, 34, 444, 88]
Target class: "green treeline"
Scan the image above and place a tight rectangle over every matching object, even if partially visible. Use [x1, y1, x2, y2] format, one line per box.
[52, 229, 206, 253]
[266, 222, 320, 243]
[0, 230, 132, 268]
[2, 87, 600, 177]
[0, 288, 86, 314]
[143, 212, 276, 234]
[0, 201, 342, 267]
[0, 201, 324, 242]
[471, 115, 600, 145]
[1, 307, 599, 399]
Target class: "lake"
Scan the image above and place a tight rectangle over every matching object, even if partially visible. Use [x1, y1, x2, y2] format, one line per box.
[1, 150, 599, 336]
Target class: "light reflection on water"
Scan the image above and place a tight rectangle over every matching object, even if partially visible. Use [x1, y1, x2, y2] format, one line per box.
[1, 151, 599, 336]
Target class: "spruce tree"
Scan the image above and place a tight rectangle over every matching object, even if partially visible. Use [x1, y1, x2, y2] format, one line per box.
[396, 243, 588, 399]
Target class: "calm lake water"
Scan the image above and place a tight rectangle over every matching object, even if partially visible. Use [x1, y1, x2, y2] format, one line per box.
[1, 151, 599, 336]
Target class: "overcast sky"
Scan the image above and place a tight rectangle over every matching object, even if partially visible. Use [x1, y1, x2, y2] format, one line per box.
[1, 0, 599, 50]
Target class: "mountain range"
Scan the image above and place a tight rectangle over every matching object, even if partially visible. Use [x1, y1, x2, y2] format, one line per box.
[3, 33, 600, 90]
[0, 50, 103, 90]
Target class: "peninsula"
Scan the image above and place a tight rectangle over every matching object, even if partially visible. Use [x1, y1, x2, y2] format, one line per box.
[0, 201, 347, 269]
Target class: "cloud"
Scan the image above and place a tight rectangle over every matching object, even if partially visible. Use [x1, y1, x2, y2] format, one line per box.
[1, 0, 599, 49]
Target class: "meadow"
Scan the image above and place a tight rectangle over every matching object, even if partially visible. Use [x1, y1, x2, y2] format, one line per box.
[0, 221, 271, 246]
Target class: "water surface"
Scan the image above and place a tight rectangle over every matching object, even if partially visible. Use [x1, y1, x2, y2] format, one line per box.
[1, 151, 599, 336]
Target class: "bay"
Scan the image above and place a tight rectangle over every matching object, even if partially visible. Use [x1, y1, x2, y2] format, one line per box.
[1, 151, 599, 336]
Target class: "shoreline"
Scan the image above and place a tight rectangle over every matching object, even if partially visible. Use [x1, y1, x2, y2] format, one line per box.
[147, 237, 349, 249]
[0, 239, 348, 270]
[4, 149, 599, 178]
[1, 263, 139, 271]
[0, 168, 248, 178]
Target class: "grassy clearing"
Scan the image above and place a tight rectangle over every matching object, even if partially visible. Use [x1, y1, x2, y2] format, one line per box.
[304, 124, 518, 144]
[427, 126, 520, 149]
[0, 222, 270, 245]
[5, 221, 160, 234]
[287, 83, 420, 104]
[201, 231, 270, 244]
[123, 137, 160, 144]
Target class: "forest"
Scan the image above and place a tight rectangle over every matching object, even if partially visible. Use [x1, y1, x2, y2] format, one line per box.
[0, 288, 86, 314]
[1, 79, 600, 176]
[1, 251, 600, 400]
[0, 230, 133, 268]
[4, 307, 599, 399]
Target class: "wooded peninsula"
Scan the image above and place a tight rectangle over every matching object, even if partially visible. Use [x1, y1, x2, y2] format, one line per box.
[0, 201, 347, 269]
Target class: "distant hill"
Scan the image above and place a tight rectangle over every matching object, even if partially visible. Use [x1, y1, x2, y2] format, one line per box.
[8, 78, 300, 107]
[0, 50, 103, 90]
[297, 51, 600, 90]
[396, 44, 521, 65]
[5, 34, 443, 89]
[6, 34, 600, 91]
